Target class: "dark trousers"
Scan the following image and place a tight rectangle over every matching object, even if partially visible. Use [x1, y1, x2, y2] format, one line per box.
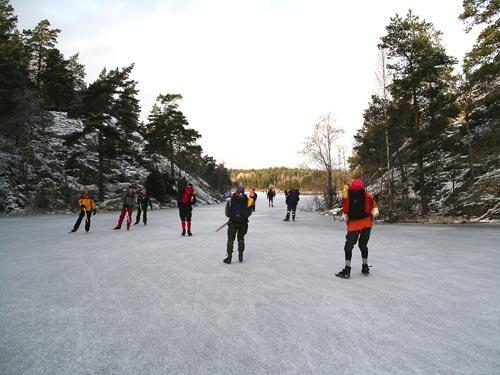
[344, 228, 371, 260]
[73, 211, 92, 232]
[268, 198, 274, 207]
[285, 203, 297, 219]
[178, 204, 192, 221]
[227, 221, 248, 254]
[135, 206, 148, 224]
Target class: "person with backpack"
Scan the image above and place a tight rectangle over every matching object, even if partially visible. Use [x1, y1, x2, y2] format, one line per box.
[134, 190, 153, 225]
[283, 187, 300, 221]
[114, 186, 136, 230]
[249, 188, 258, 212]
[178, 182, 197, 236]
[335, 179, 379, 279]
[223, 186, 253, 264]
[267, 188, 276, 207]
[70, 187, 96, 233]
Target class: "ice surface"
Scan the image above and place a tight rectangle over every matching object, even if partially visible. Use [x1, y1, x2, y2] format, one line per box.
[0, 195, 499, 374]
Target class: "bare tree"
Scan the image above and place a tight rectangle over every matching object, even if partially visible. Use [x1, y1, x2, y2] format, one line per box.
[375, 47, 394, 210]
[300, 113, 344, 209]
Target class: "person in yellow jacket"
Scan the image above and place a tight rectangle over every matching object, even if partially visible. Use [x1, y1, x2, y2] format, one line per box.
[70, 188, 96, 233]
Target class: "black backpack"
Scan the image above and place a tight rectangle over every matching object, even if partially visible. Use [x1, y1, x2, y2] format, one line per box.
[348, 189, 368, 220]
[229, 195, 250, 223]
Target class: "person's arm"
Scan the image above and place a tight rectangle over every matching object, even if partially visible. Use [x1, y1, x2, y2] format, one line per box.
[225, 201, 231, 218]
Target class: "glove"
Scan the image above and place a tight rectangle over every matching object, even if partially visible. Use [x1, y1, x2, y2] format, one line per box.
[93, 209, 97, 216]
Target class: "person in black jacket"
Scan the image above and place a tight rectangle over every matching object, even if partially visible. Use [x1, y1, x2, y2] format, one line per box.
[135, 190, 153, 225]
[283, 187, 300, 221]
[223, 186, 253, 264]
[267, 188, 276, 207]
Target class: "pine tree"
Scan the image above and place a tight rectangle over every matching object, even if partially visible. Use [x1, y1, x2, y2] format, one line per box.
[0, 0, 34, 133]
[459, 0, 499, 161]
[39, 48, 75, 111]
[23, 19, 60, 97]
[379, 10, 459, 215]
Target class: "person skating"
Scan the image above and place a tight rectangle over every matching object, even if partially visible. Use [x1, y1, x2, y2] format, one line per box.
[249, 188, 257, 212]
[134, 190, 153, 225]
[283, 187, 300, 221]
[336, 179, 379, 279]
[223, 186, 253, 264]
[267, 188, 276, 207]
[178, 182, 197, 236]
[114, 186, 136, 230]
[70, 188, 96, 233]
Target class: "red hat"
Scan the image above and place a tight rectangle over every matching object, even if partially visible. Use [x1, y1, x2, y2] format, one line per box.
[350, 178, 365, 191]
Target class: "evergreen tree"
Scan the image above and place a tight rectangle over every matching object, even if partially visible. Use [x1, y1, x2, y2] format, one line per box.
[459, 0, 499, 161]
[39, 48, 75, 111]
[380, 10, 458, 215]
[0, 0, 34, 134]
[145, 94, 200, 182]
[23, 19, 60, 97]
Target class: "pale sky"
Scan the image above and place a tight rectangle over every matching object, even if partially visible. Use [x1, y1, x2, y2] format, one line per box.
[13, 0, 477, 169]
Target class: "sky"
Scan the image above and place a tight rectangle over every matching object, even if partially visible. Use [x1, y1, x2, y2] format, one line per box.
[13, 0, 477, 169]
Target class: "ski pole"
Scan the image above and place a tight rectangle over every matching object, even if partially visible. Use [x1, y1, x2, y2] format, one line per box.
[215, 221, 229, 232]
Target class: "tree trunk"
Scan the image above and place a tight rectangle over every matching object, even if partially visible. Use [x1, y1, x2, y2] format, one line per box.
[98, 129, 104, 202]
[412, 87, 428, 216]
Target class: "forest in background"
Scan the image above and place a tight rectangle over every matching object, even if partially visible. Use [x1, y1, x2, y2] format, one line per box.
[0, 0, 231, 212]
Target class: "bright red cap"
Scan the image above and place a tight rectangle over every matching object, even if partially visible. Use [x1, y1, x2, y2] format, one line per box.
[350, 178, 365, 191]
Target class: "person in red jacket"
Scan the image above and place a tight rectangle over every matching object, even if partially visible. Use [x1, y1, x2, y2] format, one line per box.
[177, 183, 197, 236]
[336, 178, 379, 279]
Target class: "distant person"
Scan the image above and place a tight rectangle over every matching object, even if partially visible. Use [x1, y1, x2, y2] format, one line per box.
[267, 188, 276, 207]
[335, 179, 379, 279]
[249, 188, 257, 212]
[178, 183, 197, 236]
[70, 187, 96, 233]
[283, 187, 300, 221]
[135, 190, 153, 225]
[223, 186, 253, 264]
[114, 186, 136, 230]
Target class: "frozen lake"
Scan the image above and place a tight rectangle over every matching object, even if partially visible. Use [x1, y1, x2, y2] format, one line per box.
[0, 194, 499, 374]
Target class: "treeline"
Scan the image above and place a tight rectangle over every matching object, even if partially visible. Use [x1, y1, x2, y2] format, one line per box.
[0, 0, 231, 203]
[230, 167, 348, 191]
[350, 1, 499, 218]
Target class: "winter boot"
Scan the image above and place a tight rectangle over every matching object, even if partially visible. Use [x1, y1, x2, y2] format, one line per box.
[283, 212, 290, 221]
[223, 254, 232, 264]
[335, 266, 351, 279]
[70, 228, 77, 233]
[182, 229, 186, 236]
[127, 223, 130, 230]
[292, 214, 296, 221]
[238, 251, 243, 263]
[134, 221, 139, 225]
[113, 226, 121, 230]
[188, 231, 193, 237]
[362, 264, 370, 275]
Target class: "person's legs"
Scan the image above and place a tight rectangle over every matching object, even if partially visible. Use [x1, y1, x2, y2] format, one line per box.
[292, 204, 297, 221]
[344, 231, 360, 265]
[359, 228, 371, 274]
[135, 206, 142, 224]
[116, 208, 127, 228]
[84, 211, 91, 232]
[237, 222, 248, 262]
[179, 208, 186, 235]
[225, 222, 237, 263]
[143, 207, 147, 224]
[72, 211, 85, 232]
[186, 208, 193, 235]
[126, 208, 133, 229]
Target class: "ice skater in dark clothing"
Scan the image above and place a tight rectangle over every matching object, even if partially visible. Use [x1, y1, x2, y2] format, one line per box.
[335, 179, 379, 279]
[283, 187, 300, 221]
[135, 190, 153, 225]
[70, 188, 96, 233]
[267, 188, 276, 207]
[223, 186, 253, 264]
[178, 183, 197, 236]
